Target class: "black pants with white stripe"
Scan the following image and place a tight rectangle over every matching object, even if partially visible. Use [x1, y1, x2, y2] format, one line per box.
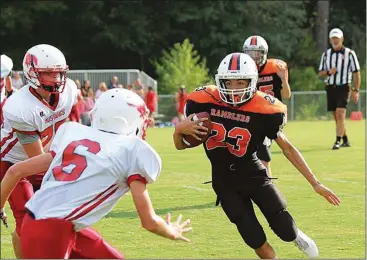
[325, 84, 350, 111]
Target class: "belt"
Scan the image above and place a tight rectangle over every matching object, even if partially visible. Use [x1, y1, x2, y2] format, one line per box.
[327, 84, 349, 88]
[26, 208, 35, 219]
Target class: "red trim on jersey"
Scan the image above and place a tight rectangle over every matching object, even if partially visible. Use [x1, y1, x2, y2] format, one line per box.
[50, 150, 56, 158]
[67, 185, 119, 222]
[127, 174, 147, 187]
[29, 87, 60, 111]
[250, 36, 257, 45]
[1, 138, 18, 159]
[230, 53, 240, 70]
[13, 128, 39, 136]
[1, 129, 15, 147]
[64, 183, 118, 221]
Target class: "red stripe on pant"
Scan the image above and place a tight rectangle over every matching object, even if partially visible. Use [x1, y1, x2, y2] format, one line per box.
[21, 213, 123, 259]
[0, 161, 43, 235]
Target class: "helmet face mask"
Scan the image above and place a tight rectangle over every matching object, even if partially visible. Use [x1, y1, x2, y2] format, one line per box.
[215, 53, 258, 106]
[23, 44, 69, 94]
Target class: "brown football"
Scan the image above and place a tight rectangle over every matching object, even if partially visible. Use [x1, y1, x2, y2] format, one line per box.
[182, 112, 212, 148]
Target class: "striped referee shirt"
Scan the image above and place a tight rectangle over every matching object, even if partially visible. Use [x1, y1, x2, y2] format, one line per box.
[319, 47, 360, 85]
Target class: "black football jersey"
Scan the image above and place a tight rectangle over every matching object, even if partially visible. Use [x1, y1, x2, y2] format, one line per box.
[257, 58, 286, 101]
[185, 85, 287, 177]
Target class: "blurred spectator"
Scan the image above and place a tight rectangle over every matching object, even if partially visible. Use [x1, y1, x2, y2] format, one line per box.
[108, 76, 119, 89]
[75, 79, 81, 89]
[135, 85, 145, 99]
[126, 84, 134, 92]
[95, 82, 108, 99]
[81, 91, 95, 126]
[80, 80, 94, 98]
[145, 86, 158, 127]
[11, 71, 24, 90]
[117, 84, 124, 88]
[175, 85, 188, 121]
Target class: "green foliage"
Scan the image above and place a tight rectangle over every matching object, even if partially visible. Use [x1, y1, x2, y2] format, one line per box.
[152, 39, 210, 94]
[289, 67, 324, 91]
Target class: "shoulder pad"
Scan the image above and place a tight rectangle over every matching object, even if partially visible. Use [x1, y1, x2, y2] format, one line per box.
[187, 85, 220, 104]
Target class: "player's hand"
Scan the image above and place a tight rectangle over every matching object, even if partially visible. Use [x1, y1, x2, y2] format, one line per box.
[175, 114, 208, 141]
[276, 61, 287, 80]
[351, 91, 359, 104]
[329, 67, 338, 75]
[0, 208, 8, 228]
[312, 183, 341, 206]
[166, 213, 192, 242]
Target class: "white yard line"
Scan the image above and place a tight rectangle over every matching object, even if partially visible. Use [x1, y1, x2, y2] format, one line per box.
[182, 185, 210, 192]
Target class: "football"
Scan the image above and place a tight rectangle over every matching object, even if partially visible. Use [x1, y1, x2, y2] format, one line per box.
[182, 112, 212, 148]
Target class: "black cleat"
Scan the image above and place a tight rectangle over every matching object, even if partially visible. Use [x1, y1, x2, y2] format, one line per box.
[332, 142, 340, 150]
[341, 141, 351, 147]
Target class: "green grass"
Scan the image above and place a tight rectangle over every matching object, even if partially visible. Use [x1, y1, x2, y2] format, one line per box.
[1, 120, 365, 259]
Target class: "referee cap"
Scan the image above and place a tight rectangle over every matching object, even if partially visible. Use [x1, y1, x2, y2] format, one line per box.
[329, 28, 343, 39]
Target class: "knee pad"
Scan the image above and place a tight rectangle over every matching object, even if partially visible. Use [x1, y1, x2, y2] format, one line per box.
[269, 209, 297, 242]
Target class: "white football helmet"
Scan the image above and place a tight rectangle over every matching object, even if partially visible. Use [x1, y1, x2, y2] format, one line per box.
[90, 88, 150, 139]
[243, 35, 269, 67]
[215, 52, 258, 105]
[22, 44, 68, 93]
[1, 54, 13, 79]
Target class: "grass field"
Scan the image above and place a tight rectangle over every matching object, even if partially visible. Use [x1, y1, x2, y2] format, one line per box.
[1, 120, 365, 259]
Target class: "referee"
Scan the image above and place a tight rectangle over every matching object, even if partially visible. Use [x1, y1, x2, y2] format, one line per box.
[318, 28, 361, 150]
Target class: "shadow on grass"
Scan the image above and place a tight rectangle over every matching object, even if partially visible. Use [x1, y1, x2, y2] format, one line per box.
[107, 202, 216, 219]
[272, 146, 328, 155]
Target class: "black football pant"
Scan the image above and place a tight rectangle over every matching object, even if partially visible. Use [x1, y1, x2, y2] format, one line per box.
[214, 178, 298, 249]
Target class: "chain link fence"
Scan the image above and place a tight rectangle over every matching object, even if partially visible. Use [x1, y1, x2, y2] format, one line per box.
[157, 91, 366, 122]
[18, 69, 157, 91]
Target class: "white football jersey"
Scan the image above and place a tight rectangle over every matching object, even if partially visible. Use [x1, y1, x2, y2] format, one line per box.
[1, 78, 78, 163]
[26, 122, 162, 231]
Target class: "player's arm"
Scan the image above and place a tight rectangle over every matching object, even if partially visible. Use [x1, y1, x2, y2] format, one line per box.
[275, 133, 340, 206]
[16, 132, 45, 158]
[277, 60, 291, 99]
[130, 181, 191, 241]
[127, 142, 192, 241]
[173, 100, 208, 150]
[0, 153, 53, 209]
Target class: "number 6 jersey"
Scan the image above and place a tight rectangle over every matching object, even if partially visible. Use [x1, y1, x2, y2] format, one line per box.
[1, 79, 78, 163]
[26, 122, 162, 231]
[185, 85, 287, 176]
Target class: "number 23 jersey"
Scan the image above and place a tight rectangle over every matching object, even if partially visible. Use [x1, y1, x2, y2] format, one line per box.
[185, 85, 287, 173]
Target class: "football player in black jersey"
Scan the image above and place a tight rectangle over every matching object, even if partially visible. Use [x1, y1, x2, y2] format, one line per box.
[173, 53, 340, 259]
[243, 35, 291, 177]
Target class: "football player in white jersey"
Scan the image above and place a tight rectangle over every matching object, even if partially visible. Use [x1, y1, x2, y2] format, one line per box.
[0, 44, 78, 258]
[0, 88, 192, 259]
[1, 54, 14, 126]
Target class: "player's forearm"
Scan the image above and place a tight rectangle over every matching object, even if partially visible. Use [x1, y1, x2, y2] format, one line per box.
[282, 144, 320, 187]
[143, 214, 176, 240]
[0, 169, 22, 208]
[173, 128, 187, 150]
[281, 81, 291, 99]
[353, 72, 361, 89]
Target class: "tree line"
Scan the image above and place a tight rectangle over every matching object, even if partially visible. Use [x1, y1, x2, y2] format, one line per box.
[1, 1, 365, 93]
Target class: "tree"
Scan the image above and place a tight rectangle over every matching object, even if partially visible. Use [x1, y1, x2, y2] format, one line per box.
[152, 38, 209, 94]
[316, 0, 329, 53]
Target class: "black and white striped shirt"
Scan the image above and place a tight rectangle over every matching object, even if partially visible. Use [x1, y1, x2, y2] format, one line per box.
[319, 47, 360, 85]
